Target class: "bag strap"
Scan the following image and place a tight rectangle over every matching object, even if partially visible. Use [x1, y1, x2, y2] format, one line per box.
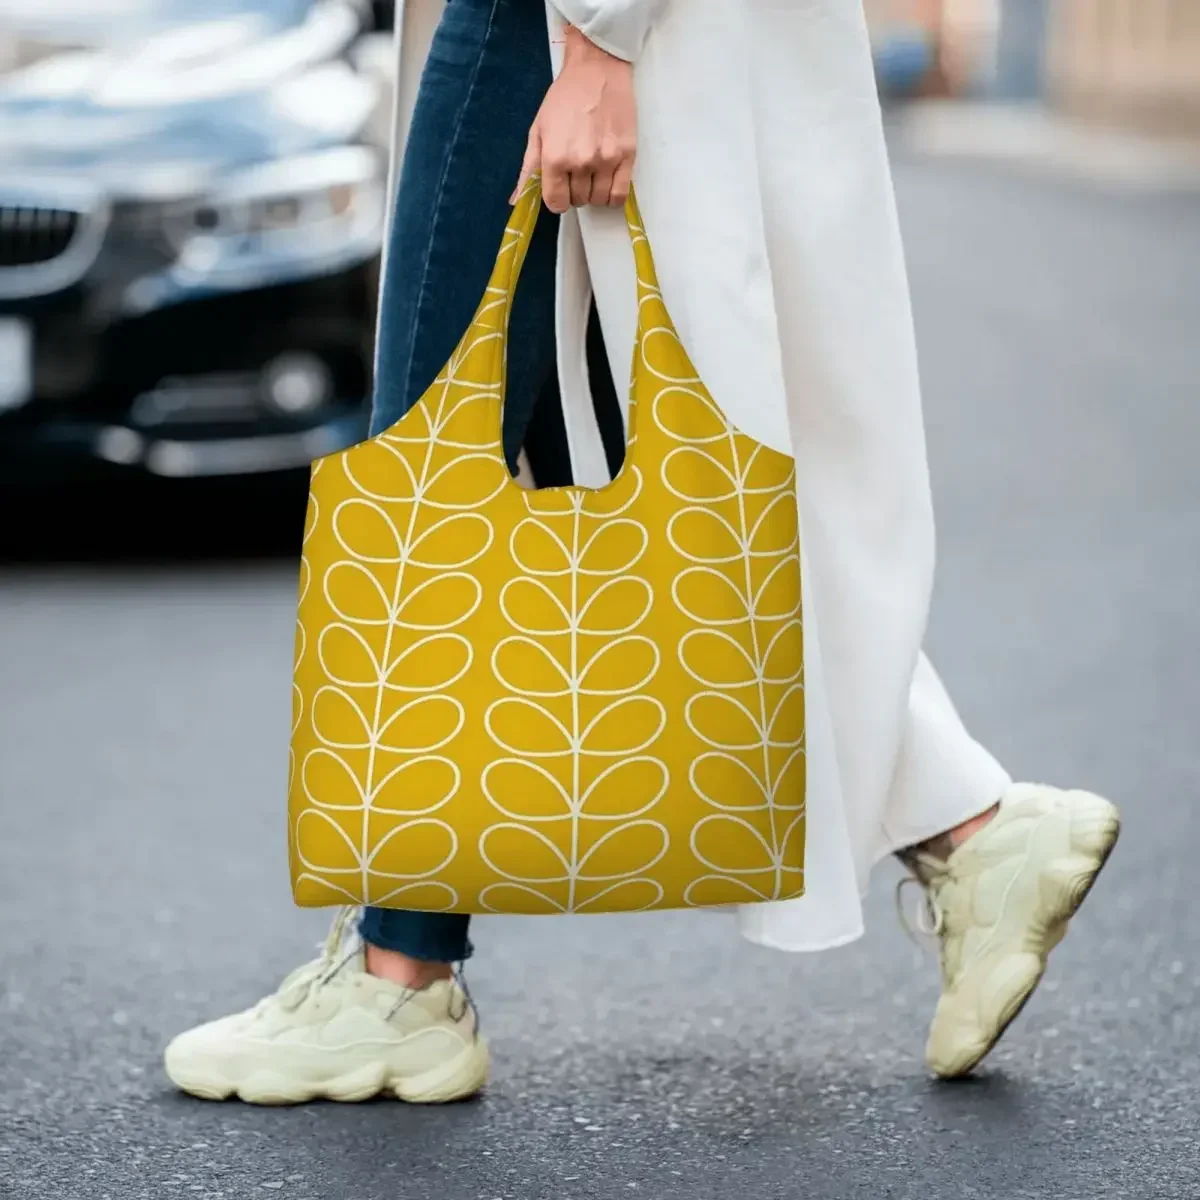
[466, 176, 671, 471]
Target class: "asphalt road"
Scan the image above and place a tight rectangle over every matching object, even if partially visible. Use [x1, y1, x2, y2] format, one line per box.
[3, 157, 1199, 1200]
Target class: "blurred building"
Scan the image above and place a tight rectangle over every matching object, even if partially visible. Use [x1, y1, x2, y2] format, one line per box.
[991, 0, 1049, 99]
[1045, 0, 1200, 136]
[866, 0, 1001, 98]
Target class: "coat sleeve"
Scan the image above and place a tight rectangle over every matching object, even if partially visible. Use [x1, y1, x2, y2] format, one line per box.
[550, 0, 670, 62]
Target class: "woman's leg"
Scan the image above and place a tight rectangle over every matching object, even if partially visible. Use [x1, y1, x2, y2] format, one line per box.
[360, 0, 558, 980]
[359, 908, 473, 988]
[166, 0, 613, 1104]
[371, 0, 558, 458]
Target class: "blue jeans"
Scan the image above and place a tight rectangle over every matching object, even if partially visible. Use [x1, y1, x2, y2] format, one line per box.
[361, 0, 568, 963]
[370, 0, 558, 468]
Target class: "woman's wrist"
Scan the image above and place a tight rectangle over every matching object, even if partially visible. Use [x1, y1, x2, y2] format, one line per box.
[561, 23, 627, 66]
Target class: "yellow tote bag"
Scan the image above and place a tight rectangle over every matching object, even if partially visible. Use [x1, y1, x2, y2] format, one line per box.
[289, 181, 806, 915]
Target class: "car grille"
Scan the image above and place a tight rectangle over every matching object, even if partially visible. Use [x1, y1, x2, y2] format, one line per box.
[0, 206, 81, 268]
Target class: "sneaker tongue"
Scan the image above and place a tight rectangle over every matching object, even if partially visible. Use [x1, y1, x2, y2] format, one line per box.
[309, 919, 369, 990]
[899, 847, 942, 887]
[342, 942, 368, 975]
[321, 907, 369, 974]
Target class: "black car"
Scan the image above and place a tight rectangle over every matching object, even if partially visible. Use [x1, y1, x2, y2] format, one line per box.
[0, 0, 396, 480]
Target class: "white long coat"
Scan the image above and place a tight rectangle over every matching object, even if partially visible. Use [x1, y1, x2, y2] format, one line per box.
[384, 0, 1011, 951]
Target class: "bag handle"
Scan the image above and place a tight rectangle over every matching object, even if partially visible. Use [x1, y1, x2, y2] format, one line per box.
[461, 175, 672, 473]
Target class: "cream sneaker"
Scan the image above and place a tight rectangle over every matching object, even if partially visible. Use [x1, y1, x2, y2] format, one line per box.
[903, 784, 1120, 1079]
[164, 909, 489, 1104]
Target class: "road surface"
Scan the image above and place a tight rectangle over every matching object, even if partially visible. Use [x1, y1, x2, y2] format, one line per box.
[2, 156, 1198, 1200]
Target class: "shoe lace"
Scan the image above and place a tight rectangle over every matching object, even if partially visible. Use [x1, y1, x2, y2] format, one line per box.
[895, 850, 949, 948]
[450, 962, 478, 1029]
[275, 906, 362, 1013]
[383, 960, 478, 1033]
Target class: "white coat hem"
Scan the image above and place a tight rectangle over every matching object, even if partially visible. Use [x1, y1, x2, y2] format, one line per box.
[738, 922, 867, 956]
[730, 779, 1014, 956]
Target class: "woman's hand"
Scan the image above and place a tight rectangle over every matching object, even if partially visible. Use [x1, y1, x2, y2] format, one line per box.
[510, 25, 636, 214]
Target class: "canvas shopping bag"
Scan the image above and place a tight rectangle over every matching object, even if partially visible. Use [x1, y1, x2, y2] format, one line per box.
[289, 179, 806, 915]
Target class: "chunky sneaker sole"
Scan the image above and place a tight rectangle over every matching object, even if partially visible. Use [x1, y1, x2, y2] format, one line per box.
[925, 785, 1121, 1079]
[166, 1031, 490, 1105]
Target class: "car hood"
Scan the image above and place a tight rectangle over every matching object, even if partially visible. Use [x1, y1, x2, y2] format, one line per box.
[0, 1, 381, 196]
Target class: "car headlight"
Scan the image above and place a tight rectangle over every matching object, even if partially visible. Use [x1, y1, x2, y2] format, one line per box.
[160, 146, 386, 281]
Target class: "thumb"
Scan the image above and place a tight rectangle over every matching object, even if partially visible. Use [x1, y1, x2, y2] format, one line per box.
[509, 125, 542, 205]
